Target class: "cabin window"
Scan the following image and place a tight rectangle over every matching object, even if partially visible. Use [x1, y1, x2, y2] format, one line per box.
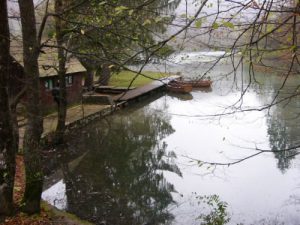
[65, 75, 73, 86]
[44, 79, 53, 90]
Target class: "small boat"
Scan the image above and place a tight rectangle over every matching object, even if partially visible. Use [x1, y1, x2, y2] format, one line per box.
[166, 82, 193, 93]
[170, 78, 212, 88]
[188, 80, 212, 88]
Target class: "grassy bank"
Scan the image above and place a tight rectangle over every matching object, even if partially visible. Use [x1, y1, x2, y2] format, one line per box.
[109, 70, 168, 87]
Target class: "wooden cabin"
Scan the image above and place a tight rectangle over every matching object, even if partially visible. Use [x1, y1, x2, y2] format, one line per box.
[38, 58, 86, 111]
[10, 42, 86, 112]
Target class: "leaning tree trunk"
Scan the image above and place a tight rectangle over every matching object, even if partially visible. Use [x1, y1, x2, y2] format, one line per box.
[54, 0, 67, 145]
[84, 69, 95, 91]
[0, 0, 16, 215]
[80, 60, 95, 91]
[18, 0, 44, 214]
[8, 56, 26, 155]
[98, 63, 111, 86]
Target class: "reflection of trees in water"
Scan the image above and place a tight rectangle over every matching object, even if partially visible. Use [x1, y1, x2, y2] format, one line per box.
[264, 85, 300, 172]
[254, 73, 300, 172]
[63, 107, 181, 225]
[267, 115, 298, 172]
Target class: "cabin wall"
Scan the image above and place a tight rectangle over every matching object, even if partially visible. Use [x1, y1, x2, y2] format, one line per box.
[66, 72, 84, 104]
[39, 72, 84, 112]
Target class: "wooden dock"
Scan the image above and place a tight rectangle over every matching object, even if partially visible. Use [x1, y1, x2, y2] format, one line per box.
[18, 76, 179, 148]
[113, 76, 179, 102]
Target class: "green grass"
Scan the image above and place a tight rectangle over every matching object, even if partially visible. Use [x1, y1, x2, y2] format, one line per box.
[109, 70, 168, 87]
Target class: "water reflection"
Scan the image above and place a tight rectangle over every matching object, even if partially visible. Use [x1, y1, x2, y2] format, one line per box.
[267, 116, 298, 172]
[56, 106, 181, 224]
[255, 74, 300, 172]
[192, 87, 212, 93]
[42, 57, 300, 224]
[167, 92, 193, 101]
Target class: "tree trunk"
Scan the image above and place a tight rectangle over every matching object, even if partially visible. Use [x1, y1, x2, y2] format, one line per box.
[8, 56, 26, 155]
[80, 60, 95, 91]
[98, 63, 111, 86]
[54, 0, 67, 145]
[0, 0, 16, 215]
[84, 69, 95, 91]
[18, 0, 44, 214]
[9, 106, 19, 155]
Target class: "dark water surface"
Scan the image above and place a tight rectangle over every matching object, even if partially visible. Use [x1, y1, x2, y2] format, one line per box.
[43, 55, 300, 225]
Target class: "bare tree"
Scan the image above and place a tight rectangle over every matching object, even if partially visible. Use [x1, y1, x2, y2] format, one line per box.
[167, 0, 300, 165]
[53, 0, 68, 144]
[18, 0, 44, 214]
[0, 0, 16, 215]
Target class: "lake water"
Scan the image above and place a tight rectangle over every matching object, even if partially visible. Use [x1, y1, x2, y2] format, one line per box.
[42, 53, 300, 225]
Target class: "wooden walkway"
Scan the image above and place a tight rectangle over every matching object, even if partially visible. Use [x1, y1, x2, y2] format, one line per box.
[18, 104, 112, 148]
[113, 76, 179, 102]
[18, 75, 179, 148]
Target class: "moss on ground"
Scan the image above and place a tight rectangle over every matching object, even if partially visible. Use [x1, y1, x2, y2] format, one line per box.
[41, 201, 93, 225]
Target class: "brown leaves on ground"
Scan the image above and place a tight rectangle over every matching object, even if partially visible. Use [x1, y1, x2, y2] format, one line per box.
[2, 154, 87, 225]
[1, 155, 54, 225]
[2, 210, 53, 225]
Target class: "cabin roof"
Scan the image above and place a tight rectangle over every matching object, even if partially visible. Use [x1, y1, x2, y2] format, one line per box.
[10, 40, 86, 78]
